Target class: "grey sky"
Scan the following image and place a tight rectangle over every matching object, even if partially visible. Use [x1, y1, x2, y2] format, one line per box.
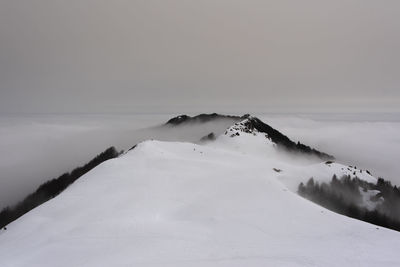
[0, 0, 399, 114]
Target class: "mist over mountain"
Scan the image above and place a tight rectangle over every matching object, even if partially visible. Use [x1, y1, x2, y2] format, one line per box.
[1, 1, 399, 265]
[0, 113, 241, 208]
[1, 114, 400, 266]
[1, 113, 332, 228]
[1, 112, 399, 210]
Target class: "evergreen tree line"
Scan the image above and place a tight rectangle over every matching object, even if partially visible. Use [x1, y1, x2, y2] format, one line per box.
[0, 147, 121, 229]
[298, 175, 400, 231]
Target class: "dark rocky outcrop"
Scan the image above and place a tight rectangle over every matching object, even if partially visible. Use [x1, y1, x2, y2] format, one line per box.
[243, 117, 334, 160]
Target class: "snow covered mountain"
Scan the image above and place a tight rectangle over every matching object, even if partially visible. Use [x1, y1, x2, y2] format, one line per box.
[0, 114, 399, 267]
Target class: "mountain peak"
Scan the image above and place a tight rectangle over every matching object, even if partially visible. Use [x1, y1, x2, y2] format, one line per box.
[167, 113, 334, 161]
[244, 116, 334, 160]
[166, 113, 245, 125]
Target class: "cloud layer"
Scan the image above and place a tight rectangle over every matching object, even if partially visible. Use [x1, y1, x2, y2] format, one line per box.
[1, 113, 399, 209]
[260, 113, 400, 185]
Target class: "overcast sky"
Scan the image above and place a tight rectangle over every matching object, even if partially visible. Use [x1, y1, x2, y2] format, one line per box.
[0, 0, 399, 114]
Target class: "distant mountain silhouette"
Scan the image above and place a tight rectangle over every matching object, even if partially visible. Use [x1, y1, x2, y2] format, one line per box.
[166, 113, 244, 125]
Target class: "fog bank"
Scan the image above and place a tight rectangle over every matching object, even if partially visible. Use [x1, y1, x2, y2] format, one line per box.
[0, 113, 399, 209]
[259, 113, 400, 185]
[0, 113, 237, 208]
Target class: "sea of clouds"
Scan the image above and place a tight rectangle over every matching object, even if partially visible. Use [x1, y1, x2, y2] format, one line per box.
[259, 113, 400, 185]
[0, 112, 399, 209]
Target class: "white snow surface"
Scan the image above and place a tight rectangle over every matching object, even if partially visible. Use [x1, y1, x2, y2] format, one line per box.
[1, 126, 399, 267]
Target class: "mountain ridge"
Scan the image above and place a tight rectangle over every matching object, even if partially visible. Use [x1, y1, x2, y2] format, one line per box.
[167, 113, 334, 160]
[1, 113, 398, 267]
[1, 137, 399, 266]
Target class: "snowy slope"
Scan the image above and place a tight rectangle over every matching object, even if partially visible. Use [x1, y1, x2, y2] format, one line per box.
[1, 120, 400, 266]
